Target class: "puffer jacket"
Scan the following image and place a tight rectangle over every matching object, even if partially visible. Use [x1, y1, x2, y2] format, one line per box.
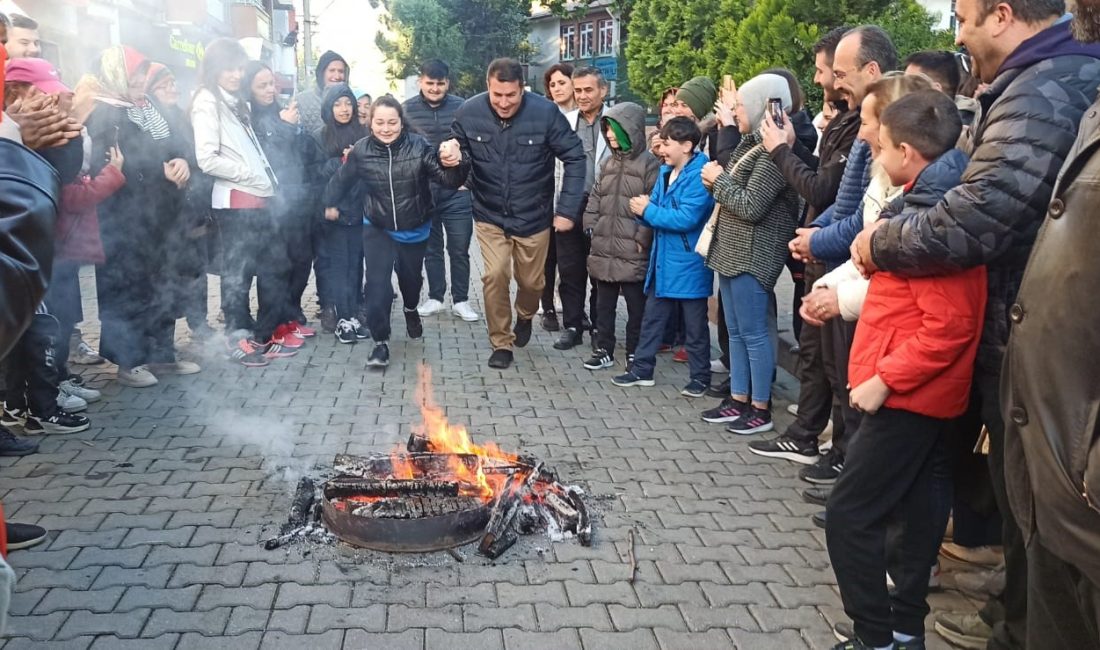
[770, 102, 858, 226]
[404, 92, 466, 202]
[640, 151, 715, 299]
[706, 131, 800, 289]
[849, 149, 985, 419]
[583, 103, 660, 284]
[808, 138, 873, 266]
[870, 20, 1100, 372]
[450, 92, 586, 236]
[294, 51, 351, 137]
[0, 139, 59, 358]
[323, 129, 469, 232]
[1002, 102, 1100, 588]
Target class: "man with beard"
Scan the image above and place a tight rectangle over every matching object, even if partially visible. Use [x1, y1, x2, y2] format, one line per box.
[998, 2, 1100, 646]
[850, 1, 1100, 648]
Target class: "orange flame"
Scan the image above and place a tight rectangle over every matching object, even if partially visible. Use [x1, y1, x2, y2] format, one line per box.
[382, 364, 523, 502]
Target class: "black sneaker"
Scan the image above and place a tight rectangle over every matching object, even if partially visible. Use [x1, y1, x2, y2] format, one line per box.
[705, 378, 731, 398]
[611, 371, 654, 387]
[583, 349, 614, 370]
[725, 406, 774, 435]
[25, 411, 91, 434]
[335, 319, 358, 344]
[799, 449, 844, 485]
[513, 318, 533, 348]
[553, 327, 583, 350]
[541, 310, 560, 332]
[830, 641, 875, 650]
[227, 338, 271, 367]
[7, 522, 48, 550]
[1, 406, 27, 428]
[747, 434, 819, 464]
[404, 310, 423, 339]
[833, 621, 853, 642]
[367, 343, 390, 368]
[701, 397, 748, 423]
[813, 510, 827, 529]
[320, 305, 338, 333]
[681, 379, 708, 398]
[0, 426, 38, 456]
[351, 317, 370, 340]
[488, 349, 513, 369]
[802, 487, 831, 507]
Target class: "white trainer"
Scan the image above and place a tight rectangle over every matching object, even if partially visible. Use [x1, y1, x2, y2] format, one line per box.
[57, 392, 87, 413]
[417, 299, 445, 316]
[452, 301, 480, 322]
[710, 359, 728, 373]
[60, 380, 101, 403]
[147, 360, 202, 375]
[118, 365, 159, 388]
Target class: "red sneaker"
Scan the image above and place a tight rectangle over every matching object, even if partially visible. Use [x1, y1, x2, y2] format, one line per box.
[290, 322, 317, 338]
[658, 344, 673, 353]
[673, 347, 689, 363]
[272, 324, 306, 349]
[249, 338, 299, 359]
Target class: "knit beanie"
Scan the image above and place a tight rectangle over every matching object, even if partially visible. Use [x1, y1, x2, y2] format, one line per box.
[737, 73, 791, 132]
[676, 76, 717, 121]
[606, 117, 631, 153]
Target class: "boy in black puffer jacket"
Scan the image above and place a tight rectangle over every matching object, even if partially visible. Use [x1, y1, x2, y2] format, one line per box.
[581, 102, 660, 371]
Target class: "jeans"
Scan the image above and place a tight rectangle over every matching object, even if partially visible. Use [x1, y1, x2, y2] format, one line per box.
[5, 313, 61, 416]
[215, 209, 291, 341]
[424, 191, 473, 304]
[316, 221, 364, 321]
[720, 273, 775, 404]
[43, 261, 82, 378]
[594, 280, 646, 356]
[631, 288, 709, 384]
[363, 225, 428, 342]
[826, 408, 950, 647]
[556, 225, 597, 330]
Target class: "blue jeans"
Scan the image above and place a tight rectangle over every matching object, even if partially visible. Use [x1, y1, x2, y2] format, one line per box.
[425, 191, 473, 303]
[631, 288, 709, 385]
[317, 221, 364, 319]
[720, 273, 775, 404]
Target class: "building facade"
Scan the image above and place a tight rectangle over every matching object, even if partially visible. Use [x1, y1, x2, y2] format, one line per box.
[528, 0, 623, 100]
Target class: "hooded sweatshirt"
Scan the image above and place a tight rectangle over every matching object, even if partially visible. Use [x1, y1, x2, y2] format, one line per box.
[315, 83, 367, 224]
[582, 102, 661, 284]
[295, 51, 351, 136]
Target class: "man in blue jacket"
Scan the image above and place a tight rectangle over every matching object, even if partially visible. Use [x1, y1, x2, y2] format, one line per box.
[447, 58, 585, 369]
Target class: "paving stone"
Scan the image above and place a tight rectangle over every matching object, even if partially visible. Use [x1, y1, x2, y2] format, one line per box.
[607, 604, 688, 631]
[428, 582, 496, 607]
[578, 629, 660, 650]
[144, 544, 220, 568]
[177, 631, 263, 650]
[196, 585, 277, 611]
[497, 582, 568, 606]
[4, 637, 93, 650]
[8, 588, 46, 616]
[267, 605, 310, 634]
[343, 630, 424, 650]
[56, 609, 150, 640]
[699, 582, 776, 607]
[141, 606, 232, 637]
[69, 546, 150, 570]
[47, 529, 127, 551]
[564, 581, 638, 607]
[503, 628, 583, 650]
[678, 604, 759, 633]
[116, 585, 203, 613]
[5, 611, 71, 641]
[89, 634, 180, 649]
[533, 603, 613, 631]
[35, 587, 125, 614]
[259, 631, 344, 650]
[16, 567, 101, 591]
[276, 583, 351, 608]
[169, 563, 248, 588]
[749, 605, 828, 633]
[306, 604, 386, 633]
[427, 629, 505, 649]
[386, 604, 462, 632]
[768, 583, 843, 609]
[120, 527, 196, 548]
[224, 606, 269, 635]
[728, 628, 809, 649]
[351, 582, 425, 608]
[463, 604, 537, 632]
[652, 629, 734, 650]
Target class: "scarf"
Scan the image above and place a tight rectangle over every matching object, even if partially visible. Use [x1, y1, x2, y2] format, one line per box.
[126, 99, 172, 140]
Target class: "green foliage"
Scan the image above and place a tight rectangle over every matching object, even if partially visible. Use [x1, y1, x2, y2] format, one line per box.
[377, 0, 534, 96]
[624, 0, 955, 110]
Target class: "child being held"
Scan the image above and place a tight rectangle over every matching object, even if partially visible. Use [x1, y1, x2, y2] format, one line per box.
[824, 89, 986, 650]
[582, 102, 660, 371]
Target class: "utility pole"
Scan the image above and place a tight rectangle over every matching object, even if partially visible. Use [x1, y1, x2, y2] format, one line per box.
[302, 0, 313, 78]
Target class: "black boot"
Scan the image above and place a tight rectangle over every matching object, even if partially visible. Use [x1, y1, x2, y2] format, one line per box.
[553, 327, 583, 350]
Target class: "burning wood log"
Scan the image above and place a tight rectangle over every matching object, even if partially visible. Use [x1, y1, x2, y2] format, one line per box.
[325, 477, 460, 498]
[567, 488, 592, 546]
[264, 477, 317, 551]
[544, 492, 579, 531]
[478, 473, 523, 559]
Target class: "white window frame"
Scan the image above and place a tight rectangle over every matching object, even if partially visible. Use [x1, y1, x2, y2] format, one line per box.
[561, 24, 576, 61]
[597, 19, 614, 56]
[579, 22, 594, 59]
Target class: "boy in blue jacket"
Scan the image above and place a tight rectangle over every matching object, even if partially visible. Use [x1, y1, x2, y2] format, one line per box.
[613, 117, 715, 394]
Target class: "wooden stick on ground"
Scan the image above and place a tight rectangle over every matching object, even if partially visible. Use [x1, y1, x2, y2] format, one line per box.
[627, 528, 637, 583]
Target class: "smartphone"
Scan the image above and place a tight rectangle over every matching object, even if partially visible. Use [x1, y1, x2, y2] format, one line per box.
[768, 97, 785, 128]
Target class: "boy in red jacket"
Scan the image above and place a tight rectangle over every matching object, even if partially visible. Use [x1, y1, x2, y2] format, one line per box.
[825, 91, 987, 650]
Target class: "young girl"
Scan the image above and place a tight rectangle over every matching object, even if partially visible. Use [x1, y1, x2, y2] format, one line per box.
[323, 96, 468, 367]
[191, 38, 286, 367]
[700, 72, 801, 435]
[315, 83, 368, 342]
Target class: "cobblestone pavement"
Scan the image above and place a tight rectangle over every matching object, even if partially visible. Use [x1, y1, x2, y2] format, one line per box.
[1, 250, 980, 649]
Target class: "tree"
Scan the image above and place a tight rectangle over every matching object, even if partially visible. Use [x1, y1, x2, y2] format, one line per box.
[624, 0, 722, 102]
[376, 0, 534, 96]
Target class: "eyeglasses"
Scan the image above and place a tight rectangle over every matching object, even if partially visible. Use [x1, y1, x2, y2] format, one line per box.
[955, 51, 972, 74]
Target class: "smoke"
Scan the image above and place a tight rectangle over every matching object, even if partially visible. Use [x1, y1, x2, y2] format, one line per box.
[206, 411, 313, 490]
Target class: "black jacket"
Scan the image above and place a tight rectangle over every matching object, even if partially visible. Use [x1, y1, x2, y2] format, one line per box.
[0, 139, 59, 358]
[324, 130, 469, 232]
[252, 104, 325, 219]
[769, 101, 857, 227]
[450, 92, 585, 236]
[404, 92, 465, 201]
[870, 20, 1100, 371]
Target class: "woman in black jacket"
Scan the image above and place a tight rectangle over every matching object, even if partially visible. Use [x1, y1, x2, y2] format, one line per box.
[324, 96, 468, 367]
[245, 61, 325, 336]
[314, 83, 367, 339]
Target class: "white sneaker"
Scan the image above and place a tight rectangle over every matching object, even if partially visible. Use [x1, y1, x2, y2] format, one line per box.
[57, 392, 87, 413]
[147, 360, 202, 375]
[887, 564, 941, 590]
[710, 359, 728, 373]
[60, 380, 101, 403]
[417, 299, 445, 316]
[452, 301, 480, 322]
[70, 338, 104, 365]
[118, 365, 159, 388]
[787, 403, 799, 416]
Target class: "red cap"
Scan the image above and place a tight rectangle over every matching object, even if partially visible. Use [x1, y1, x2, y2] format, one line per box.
[5, 57, 71, 94]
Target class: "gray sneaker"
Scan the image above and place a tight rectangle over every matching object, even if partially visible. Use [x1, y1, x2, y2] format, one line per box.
[933, 612, 991, 649]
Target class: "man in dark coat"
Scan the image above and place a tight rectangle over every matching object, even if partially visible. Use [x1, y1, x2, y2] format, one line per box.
[851, 2, 1100, 648]
[446, 58, 585, 369]
[1001, 2, 1100, 647]
[404, 59, 479, 323]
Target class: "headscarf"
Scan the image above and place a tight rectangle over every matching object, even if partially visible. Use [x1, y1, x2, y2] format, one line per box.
[737, 73, 792, 132]
[98, 45, 171, 140]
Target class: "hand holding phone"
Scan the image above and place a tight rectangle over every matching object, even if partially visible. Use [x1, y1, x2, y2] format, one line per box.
[767, 97, 785, 129]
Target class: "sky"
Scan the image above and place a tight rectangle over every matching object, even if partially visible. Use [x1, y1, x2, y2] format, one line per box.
[297, 0, 403, 100]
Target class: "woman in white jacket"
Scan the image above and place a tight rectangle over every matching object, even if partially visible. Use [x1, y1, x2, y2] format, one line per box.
[191, 38, 289, 367]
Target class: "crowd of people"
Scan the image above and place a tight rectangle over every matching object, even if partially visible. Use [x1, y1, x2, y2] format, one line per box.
[3, 0, 1100, 647]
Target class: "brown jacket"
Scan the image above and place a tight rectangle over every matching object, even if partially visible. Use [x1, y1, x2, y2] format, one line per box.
[1003, 101, 1100, 586]
[583, 102, 660, 284]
